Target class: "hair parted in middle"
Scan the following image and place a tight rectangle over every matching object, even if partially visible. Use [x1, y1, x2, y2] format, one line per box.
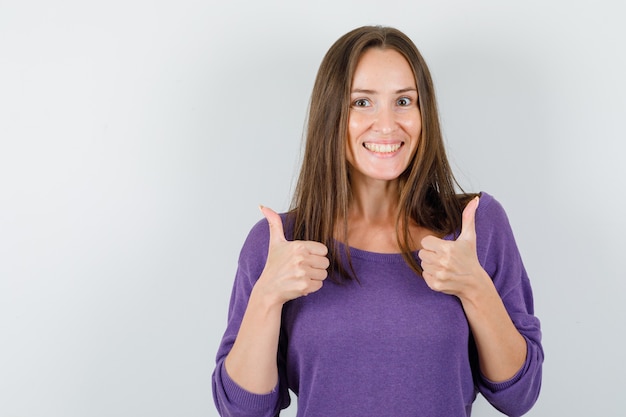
[289, 25, 475, 280]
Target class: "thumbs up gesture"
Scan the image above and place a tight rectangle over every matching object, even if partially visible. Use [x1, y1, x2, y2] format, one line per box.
[255, 206, 330, 306]
[418, 197, 488, 297]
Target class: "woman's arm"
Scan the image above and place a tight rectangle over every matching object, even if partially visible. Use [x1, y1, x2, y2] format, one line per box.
[418, 194, 543, 415]
[221, 207, 329, 393]
[419, 196, 526, 380]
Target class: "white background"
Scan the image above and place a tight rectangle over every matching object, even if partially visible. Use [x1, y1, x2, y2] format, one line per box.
[1, 1, 625, 416]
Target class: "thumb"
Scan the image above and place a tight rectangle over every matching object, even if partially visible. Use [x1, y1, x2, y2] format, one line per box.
[459, 196, 479, 242]
[260, 205, 287, 243]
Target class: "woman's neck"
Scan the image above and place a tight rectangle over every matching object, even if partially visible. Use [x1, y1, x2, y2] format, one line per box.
[342, 178, 404, 253]
[348, 177, 400, 223]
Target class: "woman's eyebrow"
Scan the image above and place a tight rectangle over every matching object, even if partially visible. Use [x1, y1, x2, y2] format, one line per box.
[351, 88, 376, 95]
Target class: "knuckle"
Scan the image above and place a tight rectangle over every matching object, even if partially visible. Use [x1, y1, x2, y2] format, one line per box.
[429, 278, 444, 292]
[292, 254, 306, 267]
[440, 257, 450, 269]
[306, 280, 323, 295]
[293, 268, 306, 279]
[298, 281, 311, 296]
[292, 241, 307, 252]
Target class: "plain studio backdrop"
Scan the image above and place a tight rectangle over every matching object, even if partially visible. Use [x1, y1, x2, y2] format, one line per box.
[1, 0, 624, 416]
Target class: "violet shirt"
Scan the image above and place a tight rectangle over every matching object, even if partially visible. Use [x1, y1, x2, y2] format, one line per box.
[212, 193, 543, 417]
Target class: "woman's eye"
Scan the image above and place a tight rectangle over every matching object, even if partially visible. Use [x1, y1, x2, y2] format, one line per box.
[397, 97, 412, 106]
[353, 98, 371, 107]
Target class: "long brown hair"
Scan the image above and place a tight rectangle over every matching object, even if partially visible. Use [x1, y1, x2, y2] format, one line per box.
[290, 25, 474, 279]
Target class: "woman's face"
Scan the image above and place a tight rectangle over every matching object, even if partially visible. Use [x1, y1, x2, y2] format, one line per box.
[346, 48, 421, 184]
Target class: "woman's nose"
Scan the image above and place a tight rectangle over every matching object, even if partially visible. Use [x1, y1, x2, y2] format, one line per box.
[373, 105, 397, 134]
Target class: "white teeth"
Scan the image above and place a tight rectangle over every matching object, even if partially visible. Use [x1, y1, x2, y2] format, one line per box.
[364, 142, 401, 153]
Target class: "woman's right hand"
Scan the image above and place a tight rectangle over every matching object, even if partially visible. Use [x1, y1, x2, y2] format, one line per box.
[255, 206, 330, 306]
[223, 206, 328, 394]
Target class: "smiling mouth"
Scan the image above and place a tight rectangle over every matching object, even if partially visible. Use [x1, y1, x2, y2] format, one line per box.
[363, 142, 402, 153]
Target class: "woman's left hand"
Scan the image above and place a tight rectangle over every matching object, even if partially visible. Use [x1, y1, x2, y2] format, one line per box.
[418, 197, 490, 299]
[420, 196, 529, 382]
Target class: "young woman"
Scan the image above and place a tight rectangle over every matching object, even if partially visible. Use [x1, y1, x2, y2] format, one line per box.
[212, 25, 543, 417]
